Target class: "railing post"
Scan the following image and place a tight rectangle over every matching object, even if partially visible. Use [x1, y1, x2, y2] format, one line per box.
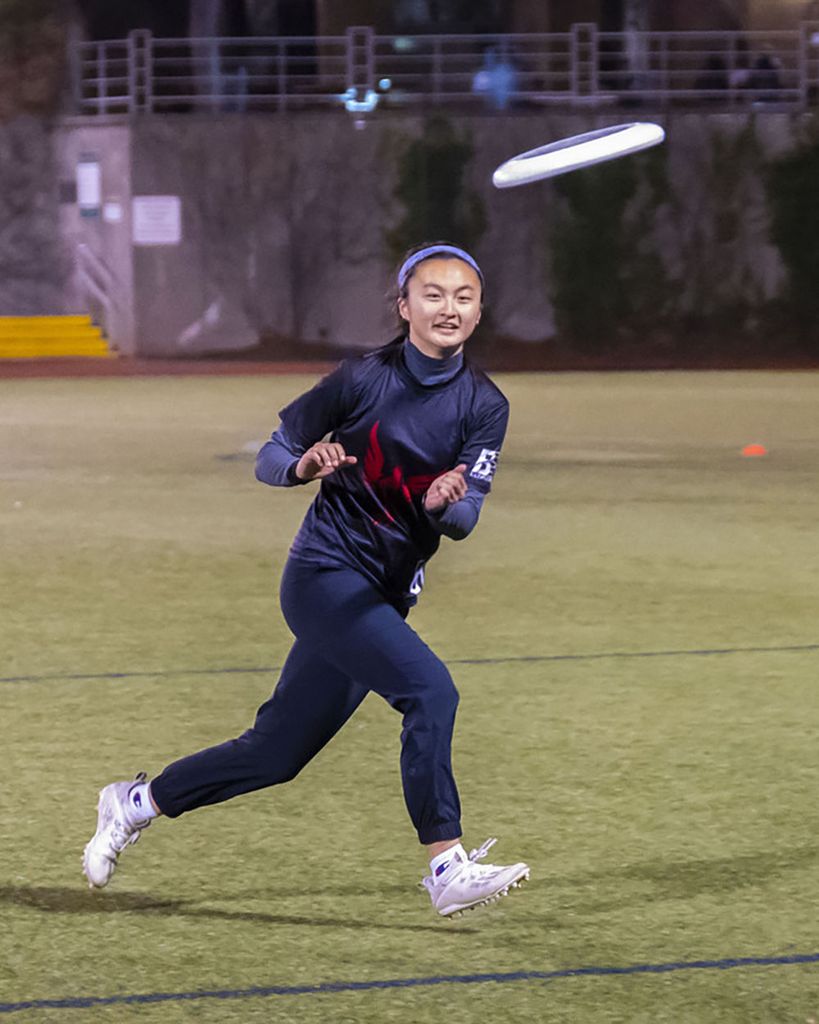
[97, 41, 107, 113]
[570, 22, 597, 99]
[799, 21, 819, 109]
[660, 34, 669, 104]
[277, 40, 287, 112]
[67, 24, 83, 114]
[128, 30, 153, 114]
[570, 24, 579, 97]
[588, 22, 599, 95]
[138, 29, 154, 113]
[126, 31, 136, 113]
[346, 25, 374, 99]
[188, 35, 222, 112]
[432, 36, 442, 103]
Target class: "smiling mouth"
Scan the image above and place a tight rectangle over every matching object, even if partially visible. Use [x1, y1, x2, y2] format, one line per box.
[434, 324, 458, 331]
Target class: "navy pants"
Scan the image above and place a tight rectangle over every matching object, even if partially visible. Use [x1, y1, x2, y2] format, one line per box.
[150, 558, 462, 844]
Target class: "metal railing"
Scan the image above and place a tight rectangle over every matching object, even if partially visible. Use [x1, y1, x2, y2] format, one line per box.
[71, 22, 819, 115]
[75, 243, 126, 350]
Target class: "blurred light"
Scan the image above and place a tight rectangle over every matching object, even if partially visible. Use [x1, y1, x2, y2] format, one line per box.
[393, 37, 415, 52]
[378, 78, 392, 91]
[341, 89, 379, 112]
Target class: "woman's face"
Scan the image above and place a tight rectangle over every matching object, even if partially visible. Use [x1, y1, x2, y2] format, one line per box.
[398, 258, 482, 359]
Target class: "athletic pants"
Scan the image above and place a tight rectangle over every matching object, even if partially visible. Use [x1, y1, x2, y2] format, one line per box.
[150, 557, 463, 844]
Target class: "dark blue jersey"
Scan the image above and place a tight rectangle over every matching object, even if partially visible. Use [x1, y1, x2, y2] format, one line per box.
[256, 339, 509, 611]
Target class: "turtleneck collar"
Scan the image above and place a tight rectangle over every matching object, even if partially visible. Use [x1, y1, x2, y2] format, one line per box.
[402, 337, 464, 385]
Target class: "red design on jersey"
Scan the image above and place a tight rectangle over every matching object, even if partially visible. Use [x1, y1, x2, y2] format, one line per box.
[363, 421, 437, 524]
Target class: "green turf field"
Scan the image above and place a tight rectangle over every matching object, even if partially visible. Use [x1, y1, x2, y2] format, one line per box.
[2, 370, 818, 1022]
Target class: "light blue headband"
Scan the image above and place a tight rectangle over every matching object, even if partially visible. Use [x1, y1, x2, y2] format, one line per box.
[397, 245, 484, 292]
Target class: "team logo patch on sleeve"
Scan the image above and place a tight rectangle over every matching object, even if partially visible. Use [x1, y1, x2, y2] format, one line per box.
[469, 448, 500, 481]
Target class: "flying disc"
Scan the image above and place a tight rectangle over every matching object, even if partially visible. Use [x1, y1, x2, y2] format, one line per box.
[492, 122, 665, 189]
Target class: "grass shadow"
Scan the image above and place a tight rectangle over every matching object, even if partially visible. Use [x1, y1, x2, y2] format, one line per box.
[0, 884, 461, 933]
[549, 845, 819, 918]
[613, 845, 819, 899]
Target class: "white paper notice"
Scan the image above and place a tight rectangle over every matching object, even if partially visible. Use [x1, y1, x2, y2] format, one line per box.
[77, 161, 101, 212]
[132, 195, 182, 246]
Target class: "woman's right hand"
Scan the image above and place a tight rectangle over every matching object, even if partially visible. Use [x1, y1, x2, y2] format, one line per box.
[296, 442, 358, 481]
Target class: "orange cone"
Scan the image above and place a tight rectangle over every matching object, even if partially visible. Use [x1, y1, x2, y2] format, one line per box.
[741, 444, 767, 457]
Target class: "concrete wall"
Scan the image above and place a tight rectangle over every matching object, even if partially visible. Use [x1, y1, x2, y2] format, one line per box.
[0, 117, 67, 316]
[128, 115, 398, 355]
[6, 108, 812, 356]
[149, 111, 796, 354]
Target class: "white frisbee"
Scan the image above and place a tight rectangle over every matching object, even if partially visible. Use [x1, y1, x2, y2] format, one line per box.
[492, 122, 665, 189]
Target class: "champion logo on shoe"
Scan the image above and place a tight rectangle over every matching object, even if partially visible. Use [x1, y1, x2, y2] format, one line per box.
[434, 861, 450, 877]
[132, 791, 142, 808]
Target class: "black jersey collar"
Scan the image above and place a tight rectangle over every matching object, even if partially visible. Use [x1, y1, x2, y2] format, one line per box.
[401, 337, 464, 386]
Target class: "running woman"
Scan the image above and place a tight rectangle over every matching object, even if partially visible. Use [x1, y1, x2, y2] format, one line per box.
[83, 242, 530, 917]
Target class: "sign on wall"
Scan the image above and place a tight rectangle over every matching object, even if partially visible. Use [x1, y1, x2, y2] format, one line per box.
[132, 195, 182, 246]
[76, 157, 101, 218]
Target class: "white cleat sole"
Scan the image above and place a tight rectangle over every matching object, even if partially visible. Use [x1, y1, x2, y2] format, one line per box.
[83, 837, 112, 889]
[82, 845, 108, 890]
[82, 788, 110, 889]
[441, 868, 531, 919]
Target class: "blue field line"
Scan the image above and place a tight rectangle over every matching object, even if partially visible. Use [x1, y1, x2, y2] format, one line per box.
[2, 951, 818, 1014]
[2, 642, 819, 686]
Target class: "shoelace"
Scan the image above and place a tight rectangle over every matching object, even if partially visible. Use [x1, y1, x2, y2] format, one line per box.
[423, 837, 501, 892]
[106, 816, 138, 856]
[459, 838, 502, 881]
[468, 838, 497, 863]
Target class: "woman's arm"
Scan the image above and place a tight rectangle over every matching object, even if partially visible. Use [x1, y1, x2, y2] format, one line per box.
[255, 426, 309, 487]
[255, 362, 355, 487]
[424, 484, 486, 541]
[423, 391, 509, 540]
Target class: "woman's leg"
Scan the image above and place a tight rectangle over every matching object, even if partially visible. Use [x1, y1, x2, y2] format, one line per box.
[150, 638, 368, 817]
[83, 563, 369, 888]
[279, 561, 462, 845]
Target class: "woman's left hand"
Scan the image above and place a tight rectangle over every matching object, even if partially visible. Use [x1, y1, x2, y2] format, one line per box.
[423, 464, 468, 513]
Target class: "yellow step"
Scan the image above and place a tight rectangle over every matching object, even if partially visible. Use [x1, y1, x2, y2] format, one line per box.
[0, 335, 106, 348]
[0, 341, 113, 359]
[0, 330, 105, 342]
[0, 350, 114, 359]
[0, 331, 105, 343]
[0, 315, 94, 327]
[0, 320, 101, 336]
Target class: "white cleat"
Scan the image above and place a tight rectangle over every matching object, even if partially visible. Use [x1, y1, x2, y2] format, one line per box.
[82, 772, 151, 889]
[422, 838, 530, 918]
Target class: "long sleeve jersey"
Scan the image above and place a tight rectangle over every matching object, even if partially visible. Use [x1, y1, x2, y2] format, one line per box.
[256, 338, 509, 612]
